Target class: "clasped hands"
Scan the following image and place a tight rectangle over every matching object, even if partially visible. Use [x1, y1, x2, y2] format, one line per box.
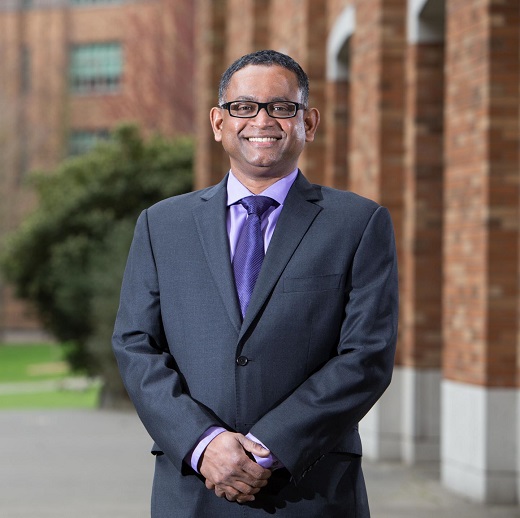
[199, 431, 272, 503]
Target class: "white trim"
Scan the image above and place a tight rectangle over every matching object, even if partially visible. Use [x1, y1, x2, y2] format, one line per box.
[360, 367, 403, 461]
[408, 0, 445, 44]
[402, 367, 441, 463]
[326, 5, 355, 81]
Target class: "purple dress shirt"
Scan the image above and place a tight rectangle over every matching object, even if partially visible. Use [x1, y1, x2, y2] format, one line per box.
[188, 169, 298, 473]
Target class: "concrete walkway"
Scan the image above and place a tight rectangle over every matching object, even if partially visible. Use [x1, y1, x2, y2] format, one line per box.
[0, 409, 518, 517]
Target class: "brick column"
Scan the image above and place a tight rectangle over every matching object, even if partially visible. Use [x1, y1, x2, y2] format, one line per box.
[299, 0, 327, 185]
[194, 0, 228, 189]
[225, 0, 264, 60]
[349, 0, 407, 461]
[401, 38, 445, 463]
[324, 78, 349, 189]
[442, 0, 520, 503]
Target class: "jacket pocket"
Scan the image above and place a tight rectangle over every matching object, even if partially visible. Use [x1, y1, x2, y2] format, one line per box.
[283, 274, 343, 293]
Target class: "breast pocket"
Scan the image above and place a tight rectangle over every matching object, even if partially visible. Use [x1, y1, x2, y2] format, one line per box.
[283, 274, 343, 293]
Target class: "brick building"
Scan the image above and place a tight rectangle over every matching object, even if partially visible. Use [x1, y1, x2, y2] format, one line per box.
[0, 0, 194, 340]
[195, 0, 520, 506]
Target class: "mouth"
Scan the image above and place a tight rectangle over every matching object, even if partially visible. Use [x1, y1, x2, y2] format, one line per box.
[246, 137, 280, 142]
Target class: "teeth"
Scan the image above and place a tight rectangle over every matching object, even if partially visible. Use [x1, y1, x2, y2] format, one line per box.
[248, 137, 277, 142]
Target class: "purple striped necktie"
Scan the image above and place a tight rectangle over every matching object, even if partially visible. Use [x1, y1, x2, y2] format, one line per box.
[233, 195, 277, 318]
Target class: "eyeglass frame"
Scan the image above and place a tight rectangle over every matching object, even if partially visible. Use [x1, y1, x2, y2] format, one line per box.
[219, 100, 306, 119]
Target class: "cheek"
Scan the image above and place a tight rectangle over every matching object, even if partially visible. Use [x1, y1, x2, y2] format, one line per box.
[219, 123, 239, 146]
[283, 119, 306, 138]
[287, 124, 308, 148]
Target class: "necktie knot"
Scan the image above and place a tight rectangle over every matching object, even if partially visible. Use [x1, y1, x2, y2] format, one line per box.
[239, 195, 276, 217]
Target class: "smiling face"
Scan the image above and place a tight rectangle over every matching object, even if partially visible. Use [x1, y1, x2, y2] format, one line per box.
[210, 65, 320, 193]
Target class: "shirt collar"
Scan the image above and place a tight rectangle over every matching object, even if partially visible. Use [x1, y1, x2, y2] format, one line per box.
[226, 169, 299, 207]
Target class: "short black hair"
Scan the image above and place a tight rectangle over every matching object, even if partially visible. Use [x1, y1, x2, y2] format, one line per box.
[218, 49, 309, 107]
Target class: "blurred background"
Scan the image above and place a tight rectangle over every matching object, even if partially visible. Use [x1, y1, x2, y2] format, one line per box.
[0, 0, 519, 514]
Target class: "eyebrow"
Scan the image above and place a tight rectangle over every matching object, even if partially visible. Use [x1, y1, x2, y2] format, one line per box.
[233, 96, 293, 102]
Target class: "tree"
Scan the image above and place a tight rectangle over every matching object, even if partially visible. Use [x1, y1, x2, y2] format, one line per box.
[1, 124, 193, 406]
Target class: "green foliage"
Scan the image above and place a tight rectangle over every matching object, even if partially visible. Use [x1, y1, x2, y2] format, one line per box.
[1, 125, 193, 390]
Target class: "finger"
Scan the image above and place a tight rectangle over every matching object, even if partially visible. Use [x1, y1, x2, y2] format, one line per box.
[239, 435, 271, 458]
[213, 478, 262, 498]
[214, 485, 255, 503]
[225, 487, 256, 503]
[240, 459, 272, 482]
[228, 480, 263, 496]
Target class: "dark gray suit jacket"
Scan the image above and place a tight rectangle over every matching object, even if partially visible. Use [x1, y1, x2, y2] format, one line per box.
[112, 172, 398, 517]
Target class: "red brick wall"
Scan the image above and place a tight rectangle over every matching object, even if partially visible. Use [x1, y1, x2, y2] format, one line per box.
[194, 0, 228, 189]
[324, 79, 350, 190]
[402, 42, 445, 369]
[443, 0, 519, 387]
[349, 0, 382, 202]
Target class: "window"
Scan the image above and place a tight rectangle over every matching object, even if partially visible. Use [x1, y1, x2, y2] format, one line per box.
[70, 0, 124, 5]
[68, 130, 110, 156]
[21, 46, 31, 94]
[69, 43, 122, 94]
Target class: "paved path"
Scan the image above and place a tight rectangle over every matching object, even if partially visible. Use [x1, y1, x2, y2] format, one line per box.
[0, 409, 518, 517]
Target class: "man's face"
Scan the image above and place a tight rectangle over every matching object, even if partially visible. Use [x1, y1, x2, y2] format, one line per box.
[210, 65, 319, 186]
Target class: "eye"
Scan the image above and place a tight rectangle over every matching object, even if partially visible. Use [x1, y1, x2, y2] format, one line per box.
[270, 103, 294, 116]
[233, 102, 256, 113]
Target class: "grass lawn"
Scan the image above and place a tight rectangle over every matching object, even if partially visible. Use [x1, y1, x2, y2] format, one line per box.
[0, 342, 100, 409]
[0, 386, 100, 409]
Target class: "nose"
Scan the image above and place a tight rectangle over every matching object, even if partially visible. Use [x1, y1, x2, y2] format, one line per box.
[252, 106, 275, 125]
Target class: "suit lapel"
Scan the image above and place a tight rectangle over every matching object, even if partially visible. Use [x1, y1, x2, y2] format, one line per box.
[192, 175, 242, 333]
[239, 173, 323, 340]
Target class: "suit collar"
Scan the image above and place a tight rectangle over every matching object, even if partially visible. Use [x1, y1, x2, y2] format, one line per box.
[193, 175, 243, 333]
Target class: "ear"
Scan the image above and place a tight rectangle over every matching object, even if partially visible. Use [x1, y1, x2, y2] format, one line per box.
[210, 107, 224, 142]
[304, 108, 320, 142]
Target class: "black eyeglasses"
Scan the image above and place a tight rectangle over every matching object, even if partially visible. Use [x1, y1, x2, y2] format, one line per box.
[220, 101, 305, 119]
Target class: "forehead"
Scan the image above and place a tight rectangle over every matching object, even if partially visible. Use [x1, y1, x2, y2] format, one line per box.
[226, 65, 301, 101]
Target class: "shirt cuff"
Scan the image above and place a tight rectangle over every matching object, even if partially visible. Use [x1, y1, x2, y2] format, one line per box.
[188, 426, 226, 473]
[246, 432, 284, 470]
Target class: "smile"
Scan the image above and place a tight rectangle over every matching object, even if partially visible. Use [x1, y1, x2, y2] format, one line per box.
[247, 137, 279, 142]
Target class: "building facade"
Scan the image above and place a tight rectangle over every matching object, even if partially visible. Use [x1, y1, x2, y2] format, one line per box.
[0, 0, 194, 340]
[194, 0, 520, 506]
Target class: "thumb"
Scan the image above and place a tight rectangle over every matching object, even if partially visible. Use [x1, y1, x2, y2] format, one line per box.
[239, 435, 271, 458]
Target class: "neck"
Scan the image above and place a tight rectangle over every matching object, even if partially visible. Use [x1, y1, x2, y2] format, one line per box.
[231, 169, 295, 194]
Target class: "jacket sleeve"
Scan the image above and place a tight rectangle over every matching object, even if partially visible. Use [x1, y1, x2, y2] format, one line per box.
[112, 209, 220, 473]
[249, 206, 398, 482]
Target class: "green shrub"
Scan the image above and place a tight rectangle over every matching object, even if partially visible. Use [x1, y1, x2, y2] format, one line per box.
[1, 124, 193, 406]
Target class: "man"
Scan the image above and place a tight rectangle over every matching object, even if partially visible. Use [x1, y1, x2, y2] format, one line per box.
[112, 50, 398, 517]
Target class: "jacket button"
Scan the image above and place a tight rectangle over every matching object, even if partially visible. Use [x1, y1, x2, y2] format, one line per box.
[236, 356, 249, 366]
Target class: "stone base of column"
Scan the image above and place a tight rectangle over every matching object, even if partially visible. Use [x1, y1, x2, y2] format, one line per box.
[401, 367, 441, 463]
[360, 366, 441, 463]
[361, 367, 403, 460]
[441, 379, 519, 504]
